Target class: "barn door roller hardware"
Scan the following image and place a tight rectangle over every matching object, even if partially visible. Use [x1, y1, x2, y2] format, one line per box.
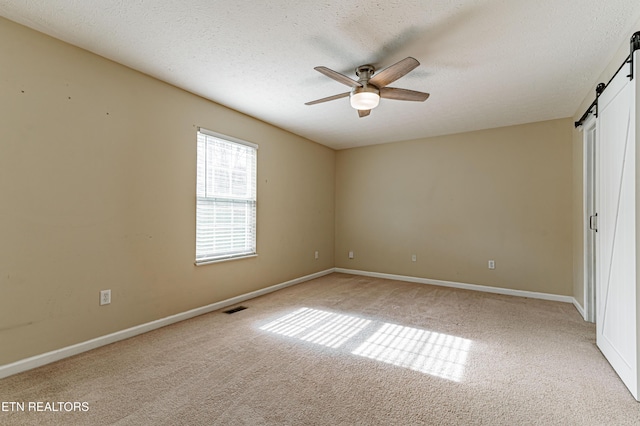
[575, 31, 640, 128]
[630, 31, 640, 80]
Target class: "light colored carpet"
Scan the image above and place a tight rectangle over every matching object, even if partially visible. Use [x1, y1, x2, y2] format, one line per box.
[1, 273, 639, 425]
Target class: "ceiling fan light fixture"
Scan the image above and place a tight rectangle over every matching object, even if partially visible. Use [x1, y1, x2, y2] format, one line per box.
[350, 91, 380, 110]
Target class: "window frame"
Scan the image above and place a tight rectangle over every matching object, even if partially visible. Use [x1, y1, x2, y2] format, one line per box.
[195, 127, 258, 266]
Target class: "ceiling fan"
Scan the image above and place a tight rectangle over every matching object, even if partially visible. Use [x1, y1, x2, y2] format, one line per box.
[305, 57, 430, 117]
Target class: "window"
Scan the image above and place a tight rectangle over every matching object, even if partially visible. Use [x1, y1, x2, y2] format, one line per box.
[196, 128, 257, 264]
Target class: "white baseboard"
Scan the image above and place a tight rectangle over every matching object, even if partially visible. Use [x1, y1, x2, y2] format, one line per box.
[1, 267, 580, 379]
[0, 268, 334, 380]
[572, 298, 587, 319]
[334, 268, 575, 304]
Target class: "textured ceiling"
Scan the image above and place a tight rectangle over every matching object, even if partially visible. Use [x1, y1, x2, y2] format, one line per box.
[1, 0, 640, 149]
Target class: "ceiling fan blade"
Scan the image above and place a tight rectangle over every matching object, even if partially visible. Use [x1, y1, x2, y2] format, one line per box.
[314, 66, 362, 88]
[380, 87, 430, 102]
[369, 57, 420, 88]
[305, 92, 350, 105]
[358, 109, 371, 118]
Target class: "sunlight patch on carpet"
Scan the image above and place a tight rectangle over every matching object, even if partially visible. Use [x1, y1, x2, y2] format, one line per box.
[260, 308, 472, 381]
[351, 323, 472, 382]
[259, 307, 371, 348]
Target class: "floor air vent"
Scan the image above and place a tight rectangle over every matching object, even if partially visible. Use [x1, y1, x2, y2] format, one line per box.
[223, 306, 247, 314]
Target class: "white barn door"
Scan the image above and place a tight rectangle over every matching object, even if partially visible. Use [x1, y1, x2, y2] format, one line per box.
[596, 57, 638, 400]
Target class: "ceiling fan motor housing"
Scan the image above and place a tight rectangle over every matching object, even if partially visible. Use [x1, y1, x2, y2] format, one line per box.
[351, 65, 380, 109]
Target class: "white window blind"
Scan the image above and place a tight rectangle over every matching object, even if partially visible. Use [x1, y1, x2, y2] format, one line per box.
[196, 129, 257, 264]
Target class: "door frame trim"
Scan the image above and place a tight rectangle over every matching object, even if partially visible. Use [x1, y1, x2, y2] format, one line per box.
[582, 115, 597, 323]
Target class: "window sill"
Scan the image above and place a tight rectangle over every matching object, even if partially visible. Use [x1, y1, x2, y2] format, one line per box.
[195, 253, 258, 266]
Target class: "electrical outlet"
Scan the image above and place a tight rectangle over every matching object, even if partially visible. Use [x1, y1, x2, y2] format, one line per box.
[314, 250, 319, 260]
[488, 260, 495, 270]
[100, 289, 111, 305]
[348, 251, 354, 259]
[411, 254, 417, 262]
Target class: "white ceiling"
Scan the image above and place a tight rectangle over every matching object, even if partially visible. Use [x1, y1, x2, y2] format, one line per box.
[1, 1, 640, 150]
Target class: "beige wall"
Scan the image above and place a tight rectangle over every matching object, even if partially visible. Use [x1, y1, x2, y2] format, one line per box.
[0, 17, 335, 365]
[336, 119, 574, 295]
[571, 20, 640, 311]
